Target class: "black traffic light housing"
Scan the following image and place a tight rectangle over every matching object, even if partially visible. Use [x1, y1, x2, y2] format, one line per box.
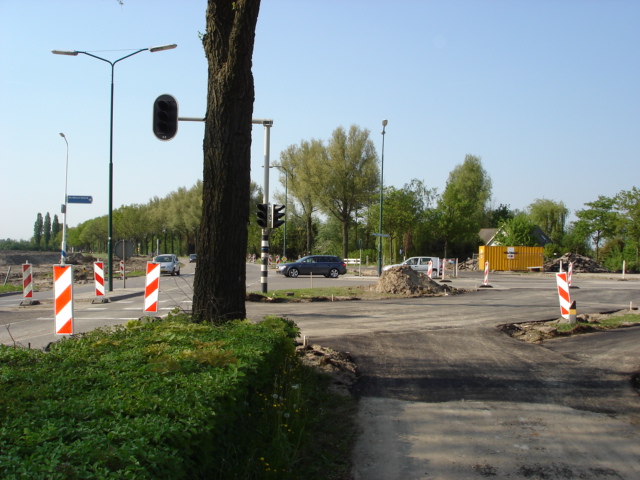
[256, 203, 269, 228]
[271, 204, 285, 229]
[153, 94, 178, 141]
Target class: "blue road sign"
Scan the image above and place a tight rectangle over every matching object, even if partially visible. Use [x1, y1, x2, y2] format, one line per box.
[67, 195, 93, 204]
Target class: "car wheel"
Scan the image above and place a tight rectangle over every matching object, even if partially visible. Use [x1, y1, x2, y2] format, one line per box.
[176, 268, 181, 276]
[328, 268, 340, 278]
[288, 268, 299, 278]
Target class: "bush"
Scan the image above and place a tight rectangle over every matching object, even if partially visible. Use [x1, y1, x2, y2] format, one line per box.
[0, 315, 308, 479]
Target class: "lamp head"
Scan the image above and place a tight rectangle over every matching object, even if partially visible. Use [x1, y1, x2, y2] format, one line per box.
[52, 50, 79, 56]
[149, 44, 177, 52]
[382, 119, 388, 127]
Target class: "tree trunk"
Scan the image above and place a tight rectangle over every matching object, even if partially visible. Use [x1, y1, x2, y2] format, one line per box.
[193, 0, 261, 323]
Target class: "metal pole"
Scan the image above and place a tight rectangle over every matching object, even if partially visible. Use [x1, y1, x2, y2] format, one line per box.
[59, 133, 69, 265]
[253, 120, 273, 294]
[377, 120, 388, 276]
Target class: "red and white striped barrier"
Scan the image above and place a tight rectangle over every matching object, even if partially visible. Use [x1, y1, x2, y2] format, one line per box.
[54, 265, 74, 335]
[484, 261, 490, 286]
[427, 260, 433, 279]
[94, 262, 105, 297]
[567, 262, 573, 287]
[22, 262, 33, 298]
[144, 262, 160, 313]
[120, 260, 125, 279]
[556, 272, 571, 320]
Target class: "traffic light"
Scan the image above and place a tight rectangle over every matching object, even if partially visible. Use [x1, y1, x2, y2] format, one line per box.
[256, 203, 269, 228]
[153, 94, 178, 141]
[271, 204, 285, 229]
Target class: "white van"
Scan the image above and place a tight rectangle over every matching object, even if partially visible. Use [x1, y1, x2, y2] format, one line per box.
[382, 256, 442, 275]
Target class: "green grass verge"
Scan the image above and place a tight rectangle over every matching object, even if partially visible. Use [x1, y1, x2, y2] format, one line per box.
[555, 313, 640, 333]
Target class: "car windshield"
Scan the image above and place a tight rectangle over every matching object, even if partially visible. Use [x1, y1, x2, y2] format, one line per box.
[155, 256, 172, 262]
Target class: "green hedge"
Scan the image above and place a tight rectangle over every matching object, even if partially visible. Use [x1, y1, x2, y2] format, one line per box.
[0, 315, 299, 479]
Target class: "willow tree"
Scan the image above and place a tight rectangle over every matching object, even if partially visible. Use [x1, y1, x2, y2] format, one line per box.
[193, 0, 261, 323]
[311, 125, 379, 259]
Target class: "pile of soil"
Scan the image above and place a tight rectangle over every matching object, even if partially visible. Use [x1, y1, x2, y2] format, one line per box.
[373, 265, 456, 296]
[543, 252, 608, 273]
[297, 344, 357, 396]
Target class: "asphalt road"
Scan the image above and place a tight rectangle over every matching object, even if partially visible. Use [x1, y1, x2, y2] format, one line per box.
[2, 268, 639, 478]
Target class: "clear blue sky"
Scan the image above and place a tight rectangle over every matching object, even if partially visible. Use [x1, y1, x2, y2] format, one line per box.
[1, 0, 639, 241]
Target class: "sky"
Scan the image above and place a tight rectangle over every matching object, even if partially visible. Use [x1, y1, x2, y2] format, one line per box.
[1, 0, 639, 241]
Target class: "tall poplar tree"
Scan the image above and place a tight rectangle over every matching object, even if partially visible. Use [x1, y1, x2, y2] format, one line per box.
[193, 0, 261, 323]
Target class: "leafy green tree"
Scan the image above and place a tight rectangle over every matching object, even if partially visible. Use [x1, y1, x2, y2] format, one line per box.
[437, 154, 492, 258]
[575, 195, 617, 262]
[614, 187, 640, 264]
[493, 214, 538, 246]
[51, 215, 61, 246]
[527, 198, 568, 244]
[486, 203, 515, 228]
[33, 213, 44, 249]
[307, 125, 379, 259]
[43, 213, 52, 248]
[279, 139, 323, 254]
[193, 0, 261, 323]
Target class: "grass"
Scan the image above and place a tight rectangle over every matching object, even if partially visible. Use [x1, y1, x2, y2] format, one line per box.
[248, 284, 404, 302]
[0, 284, 21, 294]
[555, 312, 640, 333]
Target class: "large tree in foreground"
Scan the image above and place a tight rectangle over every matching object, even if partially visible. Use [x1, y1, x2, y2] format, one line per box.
[193, 0, 261, 323]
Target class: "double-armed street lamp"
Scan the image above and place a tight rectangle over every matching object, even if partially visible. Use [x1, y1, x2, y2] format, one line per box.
[52, 44, 177, 291]
[59, 133, 69, 265]
[377, 119, 388, 276]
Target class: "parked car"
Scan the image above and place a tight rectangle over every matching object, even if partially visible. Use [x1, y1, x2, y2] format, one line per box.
[276, 255, 347, 278]
[382, 256, 442, 275]
[154, 254, 181, 276]
[189, 254, 197, 263]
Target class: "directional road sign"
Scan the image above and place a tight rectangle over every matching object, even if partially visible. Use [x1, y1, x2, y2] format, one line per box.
[67, 195, 93, 204]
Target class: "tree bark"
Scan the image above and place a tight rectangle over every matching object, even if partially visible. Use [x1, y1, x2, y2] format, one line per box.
[193, 0, 261, 323]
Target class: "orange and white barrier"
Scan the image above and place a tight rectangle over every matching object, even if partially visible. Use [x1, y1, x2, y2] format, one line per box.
[119, 260, 125, 279]
[54, 265, 74, 335]
[567, 262, 573, 287]
[484, 261, 490, 286]
[144, 262, 160, 313]
[22, 262, 33, 298]
[427, 260, 433, 279]
[94, 262, 105, 297]
[556, 272, 571, 320]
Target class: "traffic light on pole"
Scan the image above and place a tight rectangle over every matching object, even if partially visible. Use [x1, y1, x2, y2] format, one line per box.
[271, 204, 285, 229]
[256, 203, 269, 228]
[152, 94, 178, 141]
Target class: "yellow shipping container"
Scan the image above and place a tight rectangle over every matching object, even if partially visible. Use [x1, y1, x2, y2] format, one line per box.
[478, 246, 544, 271]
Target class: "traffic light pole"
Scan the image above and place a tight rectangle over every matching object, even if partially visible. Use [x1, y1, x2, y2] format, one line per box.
[254, 119, 273, 294]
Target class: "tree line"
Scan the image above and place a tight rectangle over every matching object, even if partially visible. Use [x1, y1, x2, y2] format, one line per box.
[2, 126, 638, 273]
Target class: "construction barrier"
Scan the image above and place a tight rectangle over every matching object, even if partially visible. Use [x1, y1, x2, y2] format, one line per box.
[556, 272, 571, 320]
[120, 260, 125, 279]
[144, 262, 160, 313]
[54, 265, 74, 335]
[94, 262, 105, 297]
[427, 260, 433, 279]
[567, 262, 573, 287]
[22, 262, 33, 298]
[484, 261, 490, 286]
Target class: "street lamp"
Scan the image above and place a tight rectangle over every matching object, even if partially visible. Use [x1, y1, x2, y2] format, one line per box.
[377, 119, 388, 276]
[52, 44, 177, 291]
[271, 164, 289, 258]
[59, 133, 69, 265]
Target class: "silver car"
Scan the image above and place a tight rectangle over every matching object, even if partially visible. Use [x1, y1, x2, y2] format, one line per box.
[154, 254, 181, 276]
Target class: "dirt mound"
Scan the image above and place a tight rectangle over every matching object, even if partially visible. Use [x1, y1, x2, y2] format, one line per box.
[374, 265, 455, 295]
[0, 251, 61, 266]
[544, 252, 608, 273]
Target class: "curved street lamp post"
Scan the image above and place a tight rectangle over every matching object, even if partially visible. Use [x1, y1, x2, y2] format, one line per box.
[52, 44, 177, 291]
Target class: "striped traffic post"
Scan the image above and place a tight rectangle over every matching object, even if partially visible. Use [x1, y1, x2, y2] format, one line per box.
[484, 261, 490, 285]
[556, 272, 571, 320]
[22, 262, 33, 298]
[94, 262, 105, 296]
[54, 265, 74, 335]
[144, 262, 160, 313]
[427, 260, 433, 279]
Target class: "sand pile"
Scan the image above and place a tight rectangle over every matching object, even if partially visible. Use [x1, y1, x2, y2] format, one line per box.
[375, 266, 454, 295]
